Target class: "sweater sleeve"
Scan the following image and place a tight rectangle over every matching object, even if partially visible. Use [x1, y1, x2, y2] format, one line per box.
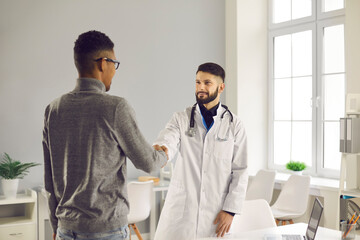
[42, 105, 59, 234]
[113, 100, 167, 173]
[153, 112, 181, 162]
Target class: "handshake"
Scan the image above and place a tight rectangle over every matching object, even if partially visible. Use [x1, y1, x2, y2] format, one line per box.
[153, 144, 169, 167]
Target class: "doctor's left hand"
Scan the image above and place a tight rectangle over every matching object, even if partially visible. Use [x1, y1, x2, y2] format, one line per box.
[214, 210, 234, 238]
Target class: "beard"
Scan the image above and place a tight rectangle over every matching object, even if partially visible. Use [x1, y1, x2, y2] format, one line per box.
[196, 88, 219, 105]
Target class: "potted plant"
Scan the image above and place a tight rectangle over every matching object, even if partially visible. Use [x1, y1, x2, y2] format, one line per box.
[286, 160, 306, 175]
[0, 153, 40, 199]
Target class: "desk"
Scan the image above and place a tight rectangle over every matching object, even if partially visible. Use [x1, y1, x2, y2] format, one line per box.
[197, 223, 360, 240]
[150, 180, 170, 239]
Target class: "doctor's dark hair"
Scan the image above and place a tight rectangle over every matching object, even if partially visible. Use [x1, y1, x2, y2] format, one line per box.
[196, 62, 225, 82]
[74, 30, 114, 73]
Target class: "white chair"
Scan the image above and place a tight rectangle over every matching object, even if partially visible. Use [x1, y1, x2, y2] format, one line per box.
[230, 199, 277, 234]
[246, 169, 276, 204]
[127, 181, 153, 240]
[271, 174, 311, 225]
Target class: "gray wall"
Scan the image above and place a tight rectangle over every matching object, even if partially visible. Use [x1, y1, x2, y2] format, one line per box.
[0, 0, 225, 191]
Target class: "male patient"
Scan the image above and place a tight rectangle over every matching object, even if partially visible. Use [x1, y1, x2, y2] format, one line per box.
[42, 30, 168, 240]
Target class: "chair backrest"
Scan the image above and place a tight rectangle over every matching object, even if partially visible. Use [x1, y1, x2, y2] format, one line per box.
[127, 181, 153, 224]
[272, 174, 311, 214]
[230, 199, 276, 233]
[246, 169, 276, 203]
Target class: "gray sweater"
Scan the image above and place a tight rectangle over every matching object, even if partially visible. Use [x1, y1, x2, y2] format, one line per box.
[42, 78, 167, 233]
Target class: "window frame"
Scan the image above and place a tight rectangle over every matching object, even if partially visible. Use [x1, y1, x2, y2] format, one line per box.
[268, 0, 345, 178]
[317, 0, 345, 20]
[268, 0, 316, 30]
[316, 16, 346, 178]
[268, 23, 317, 174]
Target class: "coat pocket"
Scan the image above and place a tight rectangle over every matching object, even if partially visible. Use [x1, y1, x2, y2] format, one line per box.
[213, 139, 234, 160]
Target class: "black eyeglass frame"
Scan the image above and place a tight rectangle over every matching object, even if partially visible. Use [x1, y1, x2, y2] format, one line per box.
[94, 57, 120, 70]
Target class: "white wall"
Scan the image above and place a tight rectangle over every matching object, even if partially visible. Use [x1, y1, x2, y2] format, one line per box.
[225, 0, 360, 230]
[0, 0, 225, 191]
[0, 0, 225, 235]
[344, 0, 360, 199]
[225, 0, 268, 175]
[345, 0, 360, 93]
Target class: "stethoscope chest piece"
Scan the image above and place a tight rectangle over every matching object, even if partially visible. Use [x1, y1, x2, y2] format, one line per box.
[186, 127, 196, 137]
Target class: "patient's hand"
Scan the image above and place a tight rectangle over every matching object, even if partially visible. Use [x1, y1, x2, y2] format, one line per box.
[153, 144, 169, 161]
[214, 210, 234, 238]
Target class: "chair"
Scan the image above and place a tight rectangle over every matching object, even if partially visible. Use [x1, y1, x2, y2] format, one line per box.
[230, 199, 277, 233]
[127, 181, 153, 240]
[270, 174, 311, 225]
[245, 169, 276, 204]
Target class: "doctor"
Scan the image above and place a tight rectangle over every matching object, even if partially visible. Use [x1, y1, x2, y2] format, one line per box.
[154, 62, 248, 239]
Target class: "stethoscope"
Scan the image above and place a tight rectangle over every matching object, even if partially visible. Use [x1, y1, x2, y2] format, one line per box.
[186, 103, 233, 141]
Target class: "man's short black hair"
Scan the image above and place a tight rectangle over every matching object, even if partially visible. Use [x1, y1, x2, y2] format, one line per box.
[74, 30, 114, 74]
[196, 62, 225, 82]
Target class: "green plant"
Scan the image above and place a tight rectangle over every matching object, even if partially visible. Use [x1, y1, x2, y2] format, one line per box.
[0, 153, 40, 179]
[286, 161, 306, 172]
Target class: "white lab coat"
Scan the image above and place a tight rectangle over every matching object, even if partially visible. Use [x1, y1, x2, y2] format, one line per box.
[154, 103, 248, 240]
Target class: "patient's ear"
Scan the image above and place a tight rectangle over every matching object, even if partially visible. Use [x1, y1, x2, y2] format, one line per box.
[99, 59, 106, 72]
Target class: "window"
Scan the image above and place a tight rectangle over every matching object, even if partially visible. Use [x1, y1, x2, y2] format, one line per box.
[321, 0, 344, 13]
[272, 0, 312, 24]
[269, 0, 345, 178]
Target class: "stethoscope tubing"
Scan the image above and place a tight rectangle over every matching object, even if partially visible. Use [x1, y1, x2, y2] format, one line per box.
[187, 103, 233, 137]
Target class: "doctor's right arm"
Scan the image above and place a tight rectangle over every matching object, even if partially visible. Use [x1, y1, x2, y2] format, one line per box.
[153, 112, 181, 161]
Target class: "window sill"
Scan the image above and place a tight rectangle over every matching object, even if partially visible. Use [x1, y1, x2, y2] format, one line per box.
[273, 172, 339, 195]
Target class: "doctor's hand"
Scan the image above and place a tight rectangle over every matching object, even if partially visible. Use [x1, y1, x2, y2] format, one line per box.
[214, 210, 234, 238]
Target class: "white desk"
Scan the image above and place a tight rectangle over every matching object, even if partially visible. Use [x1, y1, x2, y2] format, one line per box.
[150, 180, 170, 239]
[197, 223, 360, 240]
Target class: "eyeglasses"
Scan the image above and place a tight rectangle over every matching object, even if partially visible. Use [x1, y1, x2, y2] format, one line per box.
[94, 57, 120, 70]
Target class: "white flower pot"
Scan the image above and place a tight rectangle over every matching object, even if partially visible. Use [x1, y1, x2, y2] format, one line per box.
[291, 170, 303, 175]
[1, 179, 19, 199]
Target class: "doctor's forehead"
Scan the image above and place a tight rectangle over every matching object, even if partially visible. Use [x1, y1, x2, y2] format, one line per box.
[196, 71, 219, 81]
